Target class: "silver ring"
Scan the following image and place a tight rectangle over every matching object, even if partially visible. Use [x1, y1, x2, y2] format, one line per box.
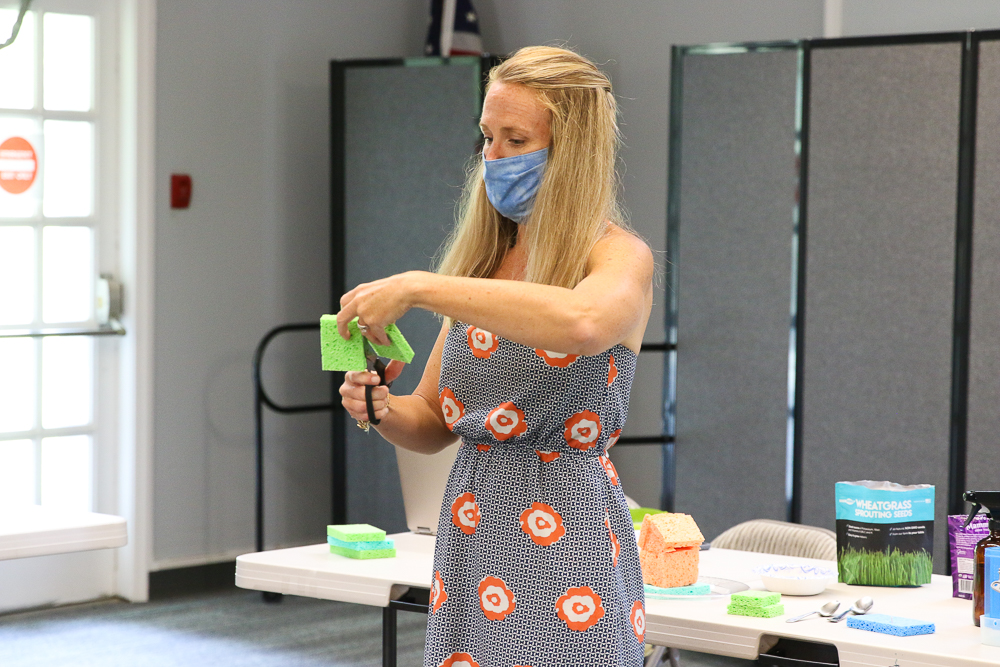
[358, 324, 369, 332]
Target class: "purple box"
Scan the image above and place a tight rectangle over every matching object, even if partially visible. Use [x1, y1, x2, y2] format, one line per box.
[948, 514, 989, 599]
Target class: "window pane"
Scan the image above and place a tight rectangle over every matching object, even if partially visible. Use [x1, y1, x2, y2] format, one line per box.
[0, 117, 42, 218]
[42, 225, 92, 323]
[0, 226, 34, 324]
[0, 439, 35, 507]
[42, 336, 92, 429]
[0, 338, 35, 433]
[43, 13, 93, 112]
[41, 434, 91, 510]
[42, 120, 93, 218]
[0, 10, 36, 110]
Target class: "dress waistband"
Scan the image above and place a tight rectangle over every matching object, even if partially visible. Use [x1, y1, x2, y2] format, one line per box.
[460, 439, 607, 459]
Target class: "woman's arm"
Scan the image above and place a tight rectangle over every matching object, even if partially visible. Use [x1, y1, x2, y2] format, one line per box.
[338, 228, 653, 356]
[339, 322, 458, 454]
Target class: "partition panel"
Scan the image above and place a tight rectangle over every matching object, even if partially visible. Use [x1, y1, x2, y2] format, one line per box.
[967, 38, 1000, 494]
[801, 42, 962, 569]
[673, 49, 798, 541]
[338, 59, 481, 531]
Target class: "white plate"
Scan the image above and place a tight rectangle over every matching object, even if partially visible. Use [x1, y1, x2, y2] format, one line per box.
[753, 564, 837, 596]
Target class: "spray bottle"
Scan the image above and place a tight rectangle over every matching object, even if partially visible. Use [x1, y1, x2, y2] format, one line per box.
[962, 491, 1000, 626]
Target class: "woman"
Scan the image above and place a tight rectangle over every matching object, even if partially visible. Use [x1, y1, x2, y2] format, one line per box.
[337, 46, 653, 667]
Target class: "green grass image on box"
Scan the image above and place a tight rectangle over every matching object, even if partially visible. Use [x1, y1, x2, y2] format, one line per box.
[330, 544, 396, 560]
[727, 603, 784, 618]
[837, 546, 932, 586]
[319, 315, 414, 372]
[327, 523, 386, 543]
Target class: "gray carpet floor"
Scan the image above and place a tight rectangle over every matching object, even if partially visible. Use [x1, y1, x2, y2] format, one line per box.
[0, 589, 754, 666]
[0, 589, 427, 666]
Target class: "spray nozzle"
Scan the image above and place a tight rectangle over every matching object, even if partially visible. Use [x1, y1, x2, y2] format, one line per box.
[964, 491, 1000, 532]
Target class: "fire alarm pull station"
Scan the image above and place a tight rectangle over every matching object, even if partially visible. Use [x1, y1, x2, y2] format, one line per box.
[171, 174, 192, 209]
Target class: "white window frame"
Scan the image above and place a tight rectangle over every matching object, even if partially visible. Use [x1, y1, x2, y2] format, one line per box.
[0, 0, 154, 607]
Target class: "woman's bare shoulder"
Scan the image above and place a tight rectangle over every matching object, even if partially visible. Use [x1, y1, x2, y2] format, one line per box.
[590, 222, 653, 270]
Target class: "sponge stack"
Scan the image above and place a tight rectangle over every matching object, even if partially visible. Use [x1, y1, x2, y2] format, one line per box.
[638, 513, 705, 588]
[327, 524, 396, 560]
[727, 590, 784, 618]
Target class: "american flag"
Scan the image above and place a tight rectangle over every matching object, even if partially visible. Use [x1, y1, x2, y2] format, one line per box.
[425, 0, 483, 57]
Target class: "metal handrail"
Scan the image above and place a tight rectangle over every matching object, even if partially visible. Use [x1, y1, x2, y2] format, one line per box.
[0, 321, 126, 338]
[252, 323, 334, 556]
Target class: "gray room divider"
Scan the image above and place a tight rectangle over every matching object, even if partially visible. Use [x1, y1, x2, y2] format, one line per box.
[332, 57, 485, 531]
[670, 45, 799, 542]
[800, 39, 963, 565]
[670, 32, 1000, 566]
[968, 36, 1000, 495]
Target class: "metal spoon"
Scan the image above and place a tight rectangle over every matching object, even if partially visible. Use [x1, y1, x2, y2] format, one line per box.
[828, 596, 874, 623]
[786, 600, 841, 623]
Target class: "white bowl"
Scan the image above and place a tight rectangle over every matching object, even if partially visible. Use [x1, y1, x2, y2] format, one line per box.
[753, 564, 837, 596]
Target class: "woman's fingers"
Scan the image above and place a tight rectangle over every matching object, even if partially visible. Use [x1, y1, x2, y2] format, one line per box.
[339, 374, 391, 421]
[336, 303, 357, 340]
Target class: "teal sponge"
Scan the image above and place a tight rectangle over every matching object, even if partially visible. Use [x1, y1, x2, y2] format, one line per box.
[327, 524, 386, 542]
[319, 315, 415, 372]
[327, 535, 394, 551]
[644, 583, 711, 597]
[727, 602, 784, 618]
[330, 544, 396, 559]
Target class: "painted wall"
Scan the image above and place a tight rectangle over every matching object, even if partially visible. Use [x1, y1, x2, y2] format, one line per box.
[153, 1, 428, 567]
[840, 0, 1000, 37]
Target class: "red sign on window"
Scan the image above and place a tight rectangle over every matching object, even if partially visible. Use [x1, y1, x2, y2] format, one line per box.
[0, 136, 38, 195]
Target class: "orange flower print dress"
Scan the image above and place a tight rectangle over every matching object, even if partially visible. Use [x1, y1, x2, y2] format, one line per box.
[426, 324, 645, 667]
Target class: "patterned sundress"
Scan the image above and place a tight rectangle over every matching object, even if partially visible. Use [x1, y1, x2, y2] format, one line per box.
[424, 323, 646, 667]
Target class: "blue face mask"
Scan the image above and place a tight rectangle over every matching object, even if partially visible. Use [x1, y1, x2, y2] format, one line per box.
[482, 147, 548, 223]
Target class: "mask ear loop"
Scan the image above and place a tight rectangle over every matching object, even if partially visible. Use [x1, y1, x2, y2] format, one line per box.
[364, 359, 391, 425]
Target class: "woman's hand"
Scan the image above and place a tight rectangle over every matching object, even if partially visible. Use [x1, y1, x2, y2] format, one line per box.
[339, 361, 407, 423]
[336, 272, 425, 346]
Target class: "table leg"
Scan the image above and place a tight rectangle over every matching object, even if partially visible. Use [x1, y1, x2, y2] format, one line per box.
[383, 606, 397, 667]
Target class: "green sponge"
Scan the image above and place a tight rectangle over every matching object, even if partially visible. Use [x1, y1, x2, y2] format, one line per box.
[319, 315, 415, 372]
[729, 590, 781, 608]
[327, 523, 386, 542]
[727, 602, 784, 618]
[631, 507, 667, 528]
[330, 544, 396, 559]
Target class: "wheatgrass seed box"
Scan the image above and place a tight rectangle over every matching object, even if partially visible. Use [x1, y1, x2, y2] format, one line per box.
[835, 481, 935, 587]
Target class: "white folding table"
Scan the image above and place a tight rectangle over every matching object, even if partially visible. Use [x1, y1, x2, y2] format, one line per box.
[0, 506, 128, 561]
[236, 533, 1000, 667]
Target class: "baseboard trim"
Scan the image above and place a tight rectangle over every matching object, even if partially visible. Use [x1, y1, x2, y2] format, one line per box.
[148, 560, 237, 600]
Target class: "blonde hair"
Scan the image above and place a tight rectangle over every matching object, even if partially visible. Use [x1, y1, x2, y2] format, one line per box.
[436, 46, 628, 292]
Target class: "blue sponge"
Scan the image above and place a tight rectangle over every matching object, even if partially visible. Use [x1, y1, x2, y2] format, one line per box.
[327, 535, 395, 551]
[846, 613, 935, 636]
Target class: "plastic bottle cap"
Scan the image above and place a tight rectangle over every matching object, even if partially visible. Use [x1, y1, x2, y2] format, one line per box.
[982, 616, 1000, 647]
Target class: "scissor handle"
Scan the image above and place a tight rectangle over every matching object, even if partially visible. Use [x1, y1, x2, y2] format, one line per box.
[364, 358, 392, 426]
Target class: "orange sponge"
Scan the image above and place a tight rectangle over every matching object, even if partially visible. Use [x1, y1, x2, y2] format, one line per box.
[638, 513, 705, 588]
[639, 513, 705, 550]
[640, 546, 700, 588]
